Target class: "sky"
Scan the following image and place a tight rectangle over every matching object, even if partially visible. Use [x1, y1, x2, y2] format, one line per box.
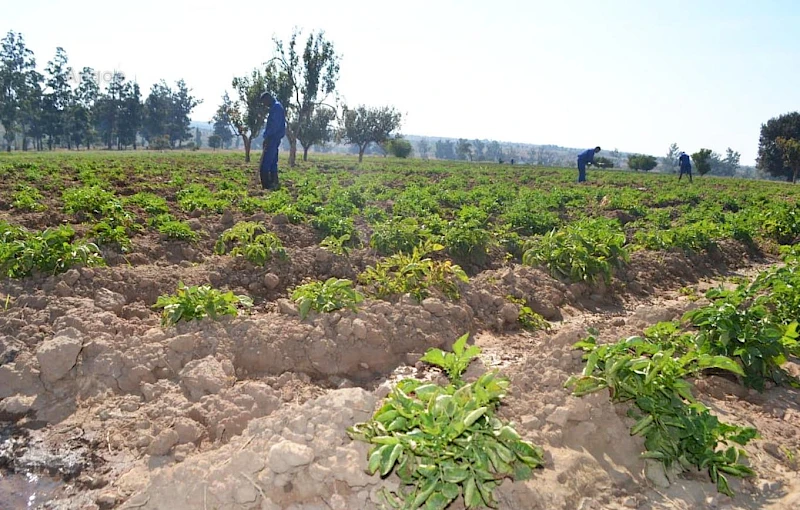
[4, 0, 800, 164]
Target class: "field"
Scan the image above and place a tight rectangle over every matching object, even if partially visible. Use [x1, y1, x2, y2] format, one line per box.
[1, 151, 800, 510]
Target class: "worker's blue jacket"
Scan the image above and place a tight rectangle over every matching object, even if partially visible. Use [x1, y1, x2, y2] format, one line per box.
[263, 100, 286, 143]
[577, 148, 596, 164]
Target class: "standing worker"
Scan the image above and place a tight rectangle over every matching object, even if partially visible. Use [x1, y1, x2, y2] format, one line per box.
[577, 146, 601, 183]
[259, 92, 286, 190]
[678, 151, 692, 183]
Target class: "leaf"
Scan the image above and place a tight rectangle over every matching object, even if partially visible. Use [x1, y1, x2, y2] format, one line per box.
[463, 407, 488, 428]
[381, 444, 403, 476]
[464, 477, 483, 508]
[420, 349, 446, 368]
[368, 444, 390, 474]
[452, 333, 469, 357]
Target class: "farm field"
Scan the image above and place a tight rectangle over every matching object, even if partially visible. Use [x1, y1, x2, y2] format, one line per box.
[1, 151, 800, 510]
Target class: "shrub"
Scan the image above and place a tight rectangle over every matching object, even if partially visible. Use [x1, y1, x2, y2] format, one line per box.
[158, 220, 199, 242]
[11, 185, 46, 212]
[370, 217, 431, 255]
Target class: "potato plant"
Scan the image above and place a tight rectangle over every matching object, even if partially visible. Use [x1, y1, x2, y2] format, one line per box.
[349, 334, 544, 509]
[154, 282, 253, 326]
[291, 277, 364, 319]
[215, 221, 287, 265]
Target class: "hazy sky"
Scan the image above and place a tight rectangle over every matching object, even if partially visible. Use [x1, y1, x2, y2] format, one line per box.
[5, 0, 800, 164]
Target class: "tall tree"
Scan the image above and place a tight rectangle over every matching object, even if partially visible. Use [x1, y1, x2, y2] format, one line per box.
[628, 154, 658, 171]
[94, 71, 126, 149]
[266, 30, 341, 167]
[757, 112, 800, 181]
[691, 149, 713, 176]
[212, 113, 233, 148]
[663, 143, 680, 173]
[42, 47, 73, 149]
[194, 127, 202, 148]
[0, 31, 38, 150]
[217, 69, 269, 162]
[455, 139, 473, 161]
[339, 105, 402, 162]
[723, 147, 741, 174]
[417, 139, 430, 160]
[118, 81, 142, 149]
[435, 139, 455, 160]
[169, 79, 201, 147]
[296, 106, 335, 161]
[775, 137, 800, 183]
[68, 67, 98, 149]
[472, 139, 485, 161]
[142, 80, 172, 144]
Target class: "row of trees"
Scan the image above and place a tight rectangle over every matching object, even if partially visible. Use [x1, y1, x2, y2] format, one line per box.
[757, 112, 800, 183]
[212, 30, 404, 164]
[0, 31, 201, 151]
[662, 143, 741, 176]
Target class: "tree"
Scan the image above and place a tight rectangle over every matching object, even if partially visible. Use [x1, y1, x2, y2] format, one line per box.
[118, 82, 142, 149]
[485, 141, 502, 162]
[663, 143, 680, 173]
[68, 67, 98, 149]
[170, 79, 201, 147]
[691, 149, 713, 176]
[94, 71, 126, 149]
[386, 137, 413, 158]
[472, 139, 485, 161]
[417, 139, 430, 159]
[217, 69, 269, 162]
[211, 114, 233, 149]
[339, 105, 402, 162]
[208, 134, 222, 150]
[435, 139, 455, 160]
[296, 106, 335, 161]
[757, 112, 800, 181]
[194, 127, 202, 148]
[0, 31, 39, 151]
[593, 156, 615, 169]
[627, 154, 658, 171]
[266, 30, 341, 167]
[775, 137, 800, 183]
[723, 147, 741, 175]
[42, 47, 72, 149]
[455, 139, 472, 161]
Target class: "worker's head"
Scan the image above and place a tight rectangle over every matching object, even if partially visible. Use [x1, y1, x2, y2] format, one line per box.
[594, 146, 601, 153]
[260, 92, 275, 106]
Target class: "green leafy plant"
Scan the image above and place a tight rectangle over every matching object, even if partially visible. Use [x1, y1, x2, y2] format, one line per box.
[566, 331, 757, 496]
[506, 296, 551, 331]
[348, 335, 544, 509]
[291, 277, 364, 319]
[370, 217, 432, 256]
[90, 220, 132, 252]
[522, 218, 628, 284]
[420, 333, 481, 384]
[0, 222, 104, 278]
[320, 233, 353, 256]
[153, 282, 253, 326]
[11, 185, 46, 212]
[215, 221, 287, 265]
[158, 220, 200, 242]
[359, 242, 469, 301]
[124, 192, 170, 216]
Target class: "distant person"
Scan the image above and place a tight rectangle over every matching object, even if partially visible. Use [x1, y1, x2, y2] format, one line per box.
[259, 92, 286, 190]
[577, 146, 601, 183]
[678, 151, 692, 182]
[510, 158, 515, 165]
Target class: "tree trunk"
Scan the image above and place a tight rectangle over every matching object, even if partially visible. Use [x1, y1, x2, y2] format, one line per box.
[358, 146, 365, 163]
[288, 136, 297, 167]
[794, 167, 798, 184]
[243, 136, 252, 163]
[303, 145, 309, 161]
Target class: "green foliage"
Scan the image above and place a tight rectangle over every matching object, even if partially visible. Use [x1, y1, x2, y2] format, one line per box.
[215, 221, 286, 265]
[628, 154, 658, 172]
[683, 285, 800, 390]
[386, 137, 413, 158]
[760, 203, 800, 244]
[692, 149, 714, 176]
[442, 214, 492, 263]
[177, 184, 236, 213]
[566, 331, 757, 496]
[506, 296, 551, 331]
[153, 282, 253, 326]
[359, 242, 469, 301]
[125, 192, 170, 216]
[420, 334, 481, 384]
[370, 217, 432, 256]
[62, 185, 118, 216]
[291, 278, 364, 319]
[90, 221, 132, 252]
[11, 185, 46, 212]
[593, 156, 615, 169]
[0, 222, 104, 278]
[158, 220, 199, 242]
[320, 233, 353, 256]
[311, 207, 357, 239]
[522, 218, 629, 284]
[348, 336, 544, 509]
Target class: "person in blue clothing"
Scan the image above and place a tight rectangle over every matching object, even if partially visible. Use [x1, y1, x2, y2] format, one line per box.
[577, 146, 601, 183]
[259, 92, 286, 190]
[678, 151, 692, 182]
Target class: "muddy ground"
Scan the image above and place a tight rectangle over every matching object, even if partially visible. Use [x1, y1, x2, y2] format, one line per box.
[1, 205, 799, 510]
